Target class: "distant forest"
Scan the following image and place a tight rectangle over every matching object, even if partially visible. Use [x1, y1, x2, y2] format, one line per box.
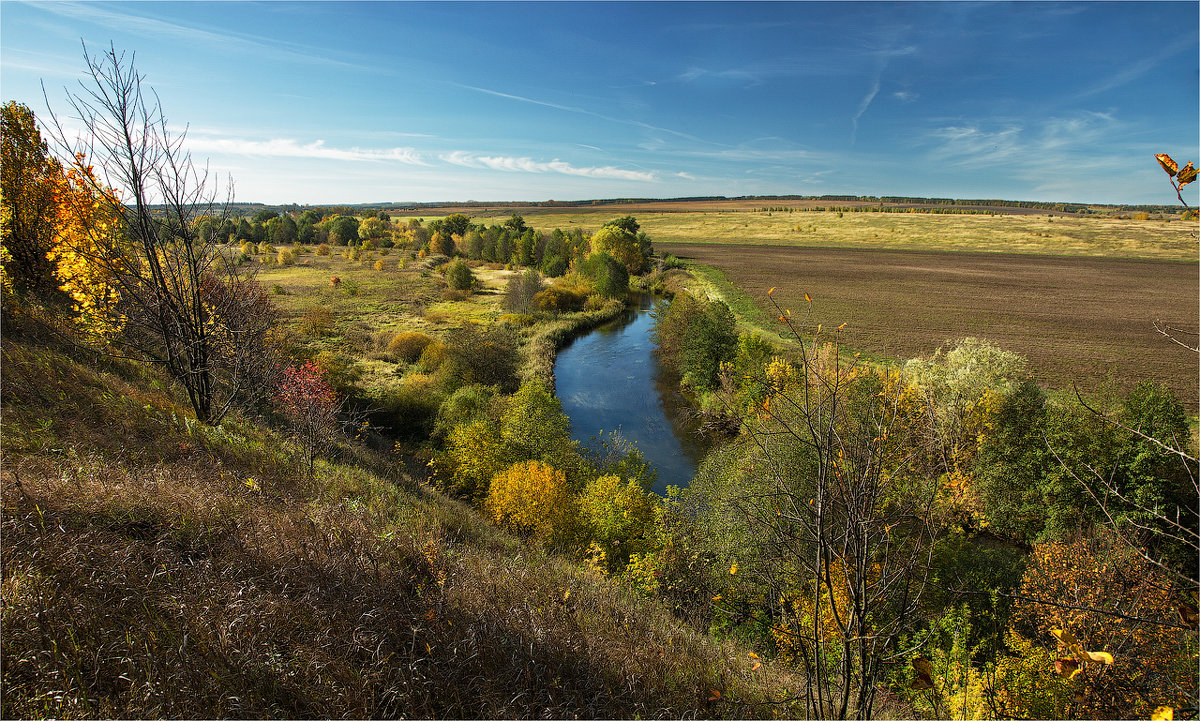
[216, 195, 1184, 219]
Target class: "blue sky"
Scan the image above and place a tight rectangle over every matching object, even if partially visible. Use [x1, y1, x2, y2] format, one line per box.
[3, 1, 1197, 205]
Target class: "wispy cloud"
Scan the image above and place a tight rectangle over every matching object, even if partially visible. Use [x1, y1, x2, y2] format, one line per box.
[1072, 33, 1197, 102]
[454, 83, 716, 145]
[440, 151, 655, 181]
[187, 136, 427, 164]
[38, 2, 371, 72]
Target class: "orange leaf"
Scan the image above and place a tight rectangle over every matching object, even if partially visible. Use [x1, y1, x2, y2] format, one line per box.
[1178, 161, 1197, 187]
[1157, 153, 1179, 177]
[708, 689, 722, 701]
[767, 286, 775, 296]
[750, 662, 762, 671]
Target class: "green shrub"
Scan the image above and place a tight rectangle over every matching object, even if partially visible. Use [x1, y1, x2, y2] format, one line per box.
[445, 258, 474, 291]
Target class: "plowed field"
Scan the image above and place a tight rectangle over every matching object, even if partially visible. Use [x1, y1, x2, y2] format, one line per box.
[666, 242, 1198, 407]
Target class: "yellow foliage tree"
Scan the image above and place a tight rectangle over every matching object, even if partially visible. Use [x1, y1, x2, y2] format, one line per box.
[577, 473, 658, 573]
[485, 460, 576, 547]
[45, 156, 126, 338]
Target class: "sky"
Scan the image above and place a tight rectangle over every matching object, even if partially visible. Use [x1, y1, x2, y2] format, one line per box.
[2, 1, 1197, 206]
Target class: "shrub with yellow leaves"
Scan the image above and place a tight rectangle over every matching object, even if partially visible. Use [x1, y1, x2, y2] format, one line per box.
[485, 460, 577, 548]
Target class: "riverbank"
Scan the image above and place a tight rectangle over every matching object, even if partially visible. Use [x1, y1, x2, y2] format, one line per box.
[519, 297, 628, 385]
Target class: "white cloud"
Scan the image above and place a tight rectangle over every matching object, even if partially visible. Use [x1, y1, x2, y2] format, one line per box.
[440, 152, 655, 182]
[186, 136, 427, 164]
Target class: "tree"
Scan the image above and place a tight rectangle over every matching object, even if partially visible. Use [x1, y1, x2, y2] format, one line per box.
[994, 529, 1196, 719]
[429, 231, 456, 257]
[502, 268, 543, 314]
[503, 213, 527, 234]
[577, 252, 628, 298]
[326, 215, 360, 246]
[439, 212, 473, 238]
[686, 296, 941, 720]
[1, 102, 62, 299]
[278, 361, 341, 481]
[43, 44, 280, 424]
[590, 225, 646, 275]
[358, 216, 388, 242]
[266, 214, 298, 246]
[578, 473, 659, 573]
[445, 257, 474, 291]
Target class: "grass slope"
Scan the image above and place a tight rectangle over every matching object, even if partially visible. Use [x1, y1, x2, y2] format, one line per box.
[0, 332, 801, 718]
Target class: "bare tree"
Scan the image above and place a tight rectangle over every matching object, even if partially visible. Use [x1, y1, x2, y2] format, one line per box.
[693, 295, 942, 720]
[44, 43, 278, 423]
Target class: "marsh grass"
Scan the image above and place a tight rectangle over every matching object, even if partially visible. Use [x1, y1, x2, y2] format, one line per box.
[1, 334, 808, 718]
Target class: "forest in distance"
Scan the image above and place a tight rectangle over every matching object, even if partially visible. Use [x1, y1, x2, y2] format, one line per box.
[2, 49, 1198, 721]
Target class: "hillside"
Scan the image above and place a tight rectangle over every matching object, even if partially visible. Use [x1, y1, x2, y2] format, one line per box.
[0, 321, 803, 718]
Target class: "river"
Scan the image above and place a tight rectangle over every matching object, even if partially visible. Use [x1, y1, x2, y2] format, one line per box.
[553, 294, 709, 495]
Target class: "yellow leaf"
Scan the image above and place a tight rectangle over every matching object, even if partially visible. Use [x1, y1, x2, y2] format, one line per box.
[837, 322, 846, 330]
[563, 589, 571, 602]
[804, 292, 813, 303]
[1178, 161, 1197, 187]
[748, 651, 760, 660]
[767, 286, 775, 295]
[1157, 153, 1179, 177]
[712, 594, 722, 601]
[1151, 706, 1174, 721]
[729, 562, 738, 575]
[1084, 650, 1113, 665]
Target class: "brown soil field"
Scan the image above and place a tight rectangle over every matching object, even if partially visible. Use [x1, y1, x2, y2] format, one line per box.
[667, 242, 1199, 408]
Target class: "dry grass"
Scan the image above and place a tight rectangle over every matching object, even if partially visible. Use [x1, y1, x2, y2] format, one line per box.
[1, 336, 805, 718]
[452, 206, 1197, 261]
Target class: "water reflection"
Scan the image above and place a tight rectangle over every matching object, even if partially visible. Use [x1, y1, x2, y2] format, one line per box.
[554, 294, 708, 495]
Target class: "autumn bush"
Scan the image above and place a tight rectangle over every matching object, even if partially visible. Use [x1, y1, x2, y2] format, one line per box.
[993, 528, 1197, 719]
[534, 284, 586, 313]
[578, 473, 659, 573]
[485, 460, 578, 548]
[299, 304, 336, 337]
[388, 331, 434, 364]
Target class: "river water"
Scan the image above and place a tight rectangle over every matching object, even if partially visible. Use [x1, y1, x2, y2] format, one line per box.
[553, 294, 709, 495]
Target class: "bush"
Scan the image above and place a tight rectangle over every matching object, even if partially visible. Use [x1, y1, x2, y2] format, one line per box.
[315, 243, 331, 256]
[417, 340, 447, 372]
[445, 258, 474, 291]
[374, 259, 386, 271]
[276, 248, 297, 266]
[300, 305, 336, 337]
[578, 474, 659, 573]
[388, 331, 433, 364]
[440, 325, 521, 393]
[485, 460, 577, 548]
[534, 285, 586, 314]
[578, 252, 628, 298]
